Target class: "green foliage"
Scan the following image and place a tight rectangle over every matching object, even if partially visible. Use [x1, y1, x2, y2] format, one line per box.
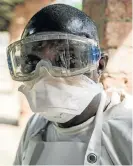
[74, 2, 82, 10]
[0, 0, 24, 31]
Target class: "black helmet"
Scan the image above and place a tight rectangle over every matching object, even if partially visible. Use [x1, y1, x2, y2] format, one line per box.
[21, 4, 99, 43]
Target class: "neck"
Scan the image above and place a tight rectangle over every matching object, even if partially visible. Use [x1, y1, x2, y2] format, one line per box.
[58, 93, 101, 128]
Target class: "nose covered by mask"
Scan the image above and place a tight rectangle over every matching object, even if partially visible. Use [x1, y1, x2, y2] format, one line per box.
[19, 66, 103, 123]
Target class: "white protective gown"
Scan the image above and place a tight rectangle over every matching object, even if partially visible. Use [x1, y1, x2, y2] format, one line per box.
[14, 91, 132, 165]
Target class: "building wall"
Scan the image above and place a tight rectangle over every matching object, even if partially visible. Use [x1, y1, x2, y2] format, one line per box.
[83, 0, 132, 94]
[83, 0, 132, 50]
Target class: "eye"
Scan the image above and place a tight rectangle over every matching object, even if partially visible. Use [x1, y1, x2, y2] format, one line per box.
[21, 54, 41, 74]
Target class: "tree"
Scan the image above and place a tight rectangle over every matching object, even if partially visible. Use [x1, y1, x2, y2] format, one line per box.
[0, 0, 24, 31]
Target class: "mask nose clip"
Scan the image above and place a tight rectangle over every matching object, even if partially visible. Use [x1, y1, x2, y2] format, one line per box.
[34, 60, 52, 75]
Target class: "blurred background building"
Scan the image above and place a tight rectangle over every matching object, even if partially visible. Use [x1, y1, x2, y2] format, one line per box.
[0, 0, 132, 165]
[83, 0, 132, 94]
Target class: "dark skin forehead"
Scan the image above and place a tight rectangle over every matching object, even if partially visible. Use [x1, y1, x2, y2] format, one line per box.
[21, 4, 99, 43]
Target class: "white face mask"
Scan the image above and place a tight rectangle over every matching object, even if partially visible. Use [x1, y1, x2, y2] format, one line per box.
[19, 68, 103, 123]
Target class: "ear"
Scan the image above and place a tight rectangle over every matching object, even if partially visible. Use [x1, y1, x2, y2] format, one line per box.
[98, 52, 109, 73]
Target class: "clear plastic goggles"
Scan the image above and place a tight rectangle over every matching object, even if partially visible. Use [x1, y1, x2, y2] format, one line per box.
[7, 32, 101, 81]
